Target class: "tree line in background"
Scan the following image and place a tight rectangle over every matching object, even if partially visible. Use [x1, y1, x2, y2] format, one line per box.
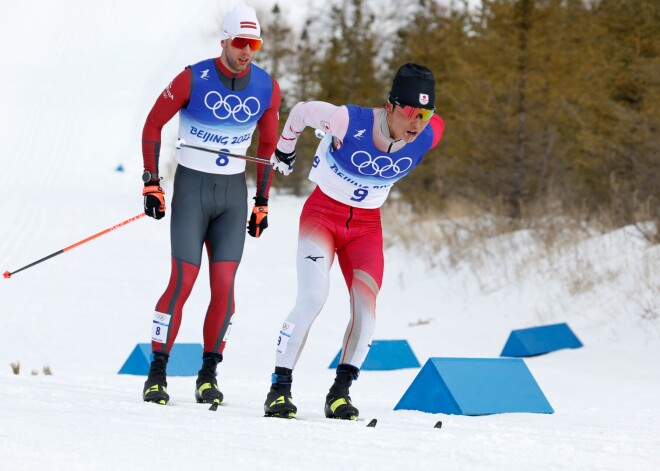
[253, 0, 659, 241]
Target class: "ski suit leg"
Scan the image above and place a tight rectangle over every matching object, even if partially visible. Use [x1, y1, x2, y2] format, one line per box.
[151, 165, 208, 354]
[202, 172, 247, 354]
[152, 257, 201, 355]
[150, 167, 247, 356]
[335, 212, 383, 368]
[275, 198, 336, 370]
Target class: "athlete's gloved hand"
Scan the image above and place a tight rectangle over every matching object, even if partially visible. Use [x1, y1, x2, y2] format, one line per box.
[247, 196, 268, 237]
[270, 148, 296, 176]
[143, 182, 166, 220]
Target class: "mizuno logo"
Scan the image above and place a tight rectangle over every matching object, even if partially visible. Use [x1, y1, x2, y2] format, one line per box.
[354, 129, 366, 139]
[201, 69, 210, 80]
[305, 255, 324, 262]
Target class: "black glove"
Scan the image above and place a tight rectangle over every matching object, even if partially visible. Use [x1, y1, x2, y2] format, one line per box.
[247, 196, 268, 237]
[143, 182, 166, 220]
[270, 148, 296, 175]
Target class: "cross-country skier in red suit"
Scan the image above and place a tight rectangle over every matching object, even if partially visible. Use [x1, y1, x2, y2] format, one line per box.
[264, 63, 444, 420]
[140, 4, 281, 407]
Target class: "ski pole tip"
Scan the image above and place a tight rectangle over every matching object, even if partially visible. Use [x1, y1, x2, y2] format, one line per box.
[3, 271, 11, 279]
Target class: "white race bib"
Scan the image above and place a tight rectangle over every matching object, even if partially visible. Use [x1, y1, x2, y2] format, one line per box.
[276, 321, 295, 355]
[151, 311, 171, 344]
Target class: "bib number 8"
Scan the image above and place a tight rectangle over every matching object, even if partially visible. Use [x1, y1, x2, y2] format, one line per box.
[216, 149, 231, 167]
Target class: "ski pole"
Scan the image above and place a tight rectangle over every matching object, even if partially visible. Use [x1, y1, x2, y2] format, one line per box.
[3, 212, 146, 279]
[176, 139, 272, 165]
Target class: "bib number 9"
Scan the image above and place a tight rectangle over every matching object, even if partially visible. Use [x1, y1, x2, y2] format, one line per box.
[351, 188, 368, 202]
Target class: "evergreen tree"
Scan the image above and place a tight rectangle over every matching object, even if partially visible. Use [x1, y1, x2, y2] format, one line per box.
[246, 3, 295, 186]
[315, 0, 383, 105]
[258, 3, 295, 108]
[387, 0, 465, 209]
[570, 0, 660, 238]
[274, 0, 384, 195]
[270, 0, 659, 237]
[271, 14, 327, 195]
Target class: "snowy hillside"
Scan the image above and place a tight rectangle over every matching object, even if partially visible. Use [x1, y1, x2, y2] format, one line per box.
[1, 1, 659, 470]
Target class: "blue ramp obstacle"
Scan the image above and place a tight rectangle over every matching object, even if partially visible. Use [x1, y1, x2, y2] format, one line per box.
[118, 343, 203, 376]
[329, 339, 420, 370]
[394, 357, 553, 415]
[501, 322, 583, 357]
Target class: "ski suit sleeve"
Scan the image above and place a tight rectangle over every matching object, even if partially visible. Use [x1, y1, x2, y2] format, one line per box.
[141, 68, 192, 174]
[429, 114, 445, 150]
[254, 77, 281, 200]
[276, 101, 350, 154]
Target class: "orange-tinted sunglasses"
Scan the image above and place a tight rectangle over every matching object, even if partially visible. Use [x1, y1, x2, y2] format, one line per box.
[230, 36, 263, 51]
[395, 102, 434, 121]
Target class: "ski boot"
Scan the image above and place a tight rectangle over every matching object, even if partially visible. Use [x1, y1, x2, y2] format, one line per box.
[264, 367, 297, 418]
[324, 364, 359, 420]
[143, 352, 169, 405]
[195, 352, 224, 409]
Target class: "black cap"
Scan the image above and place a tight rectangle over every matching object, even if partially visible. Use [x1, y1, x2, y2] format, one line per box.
[388, 63, 435, 109]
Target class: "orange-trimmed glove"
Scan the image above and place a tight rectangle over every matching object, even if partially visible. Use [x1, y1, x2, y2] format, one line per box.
[143, 182, 166, 220]
[247, 196, 268, 238]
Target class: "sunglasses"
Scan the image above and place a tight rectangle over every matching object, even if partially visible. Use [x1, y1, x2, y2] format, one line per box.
[393, 101, 434, 121]
[229, 36, 263, 51]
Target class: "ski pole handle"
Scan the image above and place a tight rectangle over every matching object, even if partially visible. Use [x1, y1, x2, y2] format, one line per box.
[3, 213, 146, 279]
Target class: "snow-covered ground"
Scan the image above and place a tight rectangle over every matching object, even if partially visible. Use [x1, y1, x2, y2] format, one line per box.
[1, 1, 659, 470]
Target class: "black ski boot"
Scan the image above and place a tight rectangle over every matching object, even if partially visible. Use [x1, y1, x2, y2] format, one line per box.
[143, 352, 169, 405]
[195, 352, 224, 407]
[324, 364, 359, 420]
[264, 367, 297, 418]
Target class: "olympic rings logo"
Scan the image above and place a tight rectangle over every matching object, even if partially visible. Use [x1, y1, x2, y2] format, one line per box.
[350, 151, 413, 178]
[204, 91, 261, 123]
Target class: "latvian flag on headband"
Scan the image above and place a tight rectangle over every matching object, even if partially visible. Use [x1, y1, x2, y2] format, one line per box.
[241, 21, 258, 30]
